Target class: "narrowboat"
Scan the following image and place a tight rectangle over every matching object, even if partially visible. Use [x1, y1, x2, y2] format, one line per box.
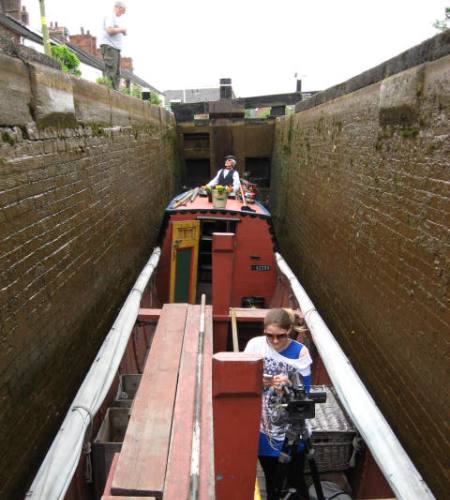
[26, 190, 434, 500]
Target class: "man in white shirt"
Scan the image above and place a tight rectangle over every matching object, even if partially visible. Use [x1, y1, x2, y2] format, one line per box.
[207, 155, 241, 193]
[99, 1, 127, 90]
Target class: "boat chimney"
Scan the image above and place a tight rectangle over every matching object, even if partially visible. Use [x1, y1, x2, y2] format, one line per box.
[296, 79, 302, 93]
[220, 78, 232, 99]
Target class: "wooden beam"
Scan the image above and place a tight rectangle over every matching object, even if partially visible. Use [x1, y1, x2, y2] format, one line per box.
[137, 308, 161, 321]
[163, 305, 201, 498]
[111, 304, 188, 498]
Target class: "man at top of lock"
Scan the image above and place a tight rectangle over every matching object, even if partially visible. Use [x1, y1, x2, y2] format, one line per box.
[206, 155, 240, 193]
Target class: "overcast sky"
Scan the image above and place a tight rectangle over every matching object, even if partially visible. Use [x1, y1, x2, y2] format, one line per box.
[22, 0, 448, 96]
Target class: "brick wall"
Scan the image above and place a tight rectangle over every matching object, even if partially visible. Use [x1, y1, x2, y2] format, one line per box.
[0, 52, 179, 498]
[271, 47, 449, 496]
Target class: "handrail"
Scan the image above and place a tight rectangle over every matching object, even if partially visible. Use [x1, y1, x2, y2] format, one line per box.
[26, 247, 162, 500]
[275, 252, 435, 500]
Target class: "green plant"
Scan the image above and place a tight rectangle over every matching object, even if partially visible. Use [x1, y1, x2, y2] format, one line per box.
[96, 76, 112, 88]
[213, 184, 228, 195]
[51, 45, 81, 76]
[120, 83, 143, 98]
[119, 86, 131, 96]
[150, 91, 162, 105]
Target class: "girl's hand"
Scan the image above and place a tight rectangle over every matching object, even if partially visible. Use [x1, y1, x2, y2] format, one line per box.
[272, 374, 290, 392]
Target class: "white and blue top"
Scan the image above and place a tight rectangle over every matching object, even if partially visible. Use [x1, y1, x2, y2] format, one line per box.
[244, 335, 312, 456]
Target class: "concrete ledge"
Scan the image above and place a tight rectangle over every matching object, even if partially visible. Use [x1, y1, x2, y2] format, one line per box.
[295, 30, 450, 113]
[423, 53, 450, 108]
[29, 62, 76, 128]
[72, 77, 111, 125]
[150, 105, 161, 122]
[0, 51, 168, 131]
[0, 52, 32, 126]
[379, 66, 425, 126]
[109, 90, 131, 126]
[126, 94, 148, 125]
[0, 34, 60, 70]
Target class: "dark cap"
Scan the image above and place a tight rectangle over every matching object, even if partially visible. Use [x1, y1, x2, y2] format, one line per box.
[225, 155, 236, 161]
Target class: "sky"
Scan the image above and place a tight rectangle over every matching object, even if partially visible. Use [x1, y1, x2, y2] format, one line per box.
[22, 0, 448, 97]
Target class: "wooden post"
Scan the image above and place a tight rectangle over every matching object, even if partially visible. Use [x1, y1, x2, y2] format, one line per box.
[212, 352, 263, 500]
[212, 233, 235, 352]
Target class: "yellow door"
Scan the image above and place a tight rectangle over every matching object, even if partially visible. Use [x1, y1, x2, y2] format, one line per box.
[169, 220, 200, 303]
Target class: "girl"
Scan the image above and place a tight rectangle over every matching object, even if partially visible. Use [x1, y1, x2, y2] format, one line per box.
[244, 308, 312, 499]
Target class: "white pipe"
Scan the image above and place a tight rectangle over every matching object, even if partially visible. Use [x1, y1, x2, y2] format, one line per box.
[189, 294, 206, 500]
[275, 252, 435, 500]
[26, 247, 161, 500]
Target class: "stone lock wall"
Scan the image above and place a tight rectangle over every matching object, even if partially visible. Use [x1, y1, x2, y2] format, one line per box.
[271, 38, 449, 497]
[0, 52, 179, 497]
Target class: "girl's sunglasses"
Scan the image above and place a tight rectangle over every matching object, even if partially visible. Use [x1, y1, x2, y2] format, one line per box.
[264, 332, 289, 340]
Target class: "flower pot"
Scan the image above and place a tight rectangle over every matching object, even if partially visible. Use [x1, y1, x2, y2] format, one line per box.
[212, 190, 228, 208]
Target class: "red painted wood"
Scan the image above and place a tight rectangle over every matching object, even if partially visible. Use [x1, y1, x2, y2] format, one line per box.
[213, 321, 228, 353]
[156, 210, 277, 310]
[137, 308, 162, 321]
[119, 323, 153, 374]
[232, 308, 269, 321]
[212, 353, 263, 500]
[353, 449, 395, 499]
[212, 233, 235, 352]
[173, 196, 268, 215]
[103, 454, 153, 499]
[212, 233, 235, 315]
[164, 305, 201, 498]
[230, 217, 277, 308]
[102, 452, 119, 497]
[312, 354, 332, 385]
[102, 496, 155, 499]
[111, 304, 188, 498]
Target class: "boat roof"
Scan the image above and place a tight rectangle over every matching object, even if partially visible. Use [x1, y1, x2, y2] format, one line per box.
[166, 192, 271, 217]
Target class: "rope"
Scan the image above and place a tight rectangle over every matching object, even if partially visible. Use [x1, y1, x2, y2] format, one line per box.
[72, 405, 94, 483]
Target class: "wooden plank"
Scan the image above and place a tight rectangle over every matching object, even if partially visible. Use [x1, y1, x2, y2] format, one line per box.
[163, 305, 201, 498]
[111, 304, 188, 498]
[137, 308, 162, 321]
[231, 307, 269, 321]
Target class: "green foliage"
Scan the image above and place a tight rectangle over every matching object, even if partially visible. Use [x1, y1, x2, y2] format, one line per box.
[51, 45, 81, 76]
[399, 127, 419, 139]
[150, 92, 162, 105]
[120, 84, 142, 98]
[213, 184, 228, 195]
[96, 76, 112, 88]
[433, 6, 450, 31]
[2, 131, 15, 146]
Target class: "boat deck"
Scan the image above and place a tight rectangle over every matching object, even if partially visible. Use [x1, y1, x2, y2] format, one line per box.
[168, 192, 270, 217]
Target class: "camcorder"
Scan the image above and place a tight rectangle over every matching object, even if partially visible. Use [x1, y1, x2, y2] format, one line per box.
[280, 373, 327, 422]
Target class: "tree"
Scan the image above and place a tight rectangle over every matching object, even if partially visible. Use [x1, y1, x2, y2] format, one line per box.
[433, 6, 450, 31]
[51, 45, 81, 76]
